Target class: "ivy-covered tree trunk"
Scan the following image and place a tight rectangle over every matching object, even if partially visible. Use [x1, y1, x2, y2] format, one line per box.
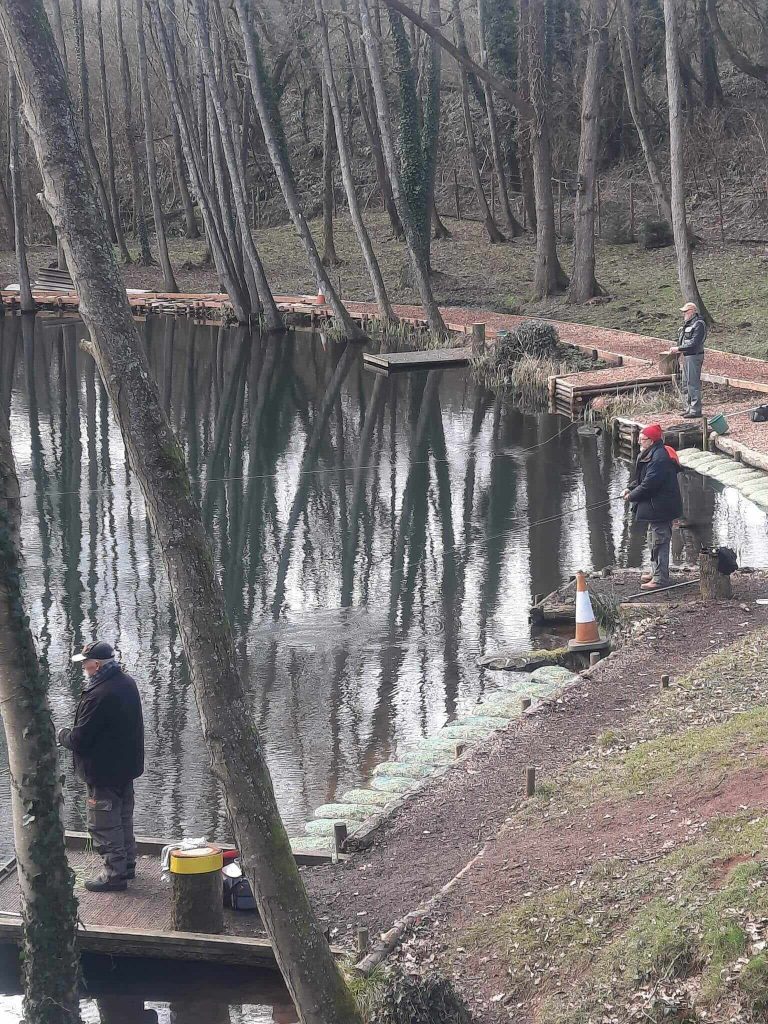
[358, 0, 446, 334]
[568, 0, 607, 303]
[8, 68, 33, 312]
[0, 4, 364, 1022]
[135, 0, 177, 291]
[517, 0, 537, 232]
[528, 0, 568, 297]
[662, 0, 710, 320]
[315, 0, 395, 318]
[232, 0, 361, 339]
[0, 401, 81, 1024]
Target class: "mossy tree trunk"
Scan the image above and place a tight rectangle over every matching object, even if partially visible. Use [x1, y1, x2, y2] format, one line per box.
[0, 401, 81, 1023]
[568, 0, 607, 303]
[358, 0, 446, 334]
[0, 4, 364, 1022]
[662, 0, 711, 322]
[8, 68, 34, 312]
[135, 0, 177, 291]
[96, 0, 131, 264]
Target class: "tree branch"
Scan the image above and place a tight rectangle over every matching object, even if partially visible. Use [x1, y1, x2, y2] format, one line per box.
[377, 0, 534, 119]
[706, 0, 768, 83]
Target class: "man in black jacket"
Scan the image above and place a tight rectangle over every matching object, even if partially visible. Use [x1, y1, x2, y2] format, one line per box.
[673, 301, 707, 418]
[58, 641, 144, 893]
[623, 424, 683, 591]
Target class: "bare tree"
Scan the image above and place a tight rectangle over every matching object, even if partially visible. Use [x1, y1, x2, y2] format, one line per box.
[569, 0, 608, 303]
[321, 78, 340, 267]
[707, 0, 768, 84]
[0, 387, 80, 1023]
[8, 68, 33, 312]
[0, 4, 365, 1023]
[663, 0, 710, 319]
[96, 0, 131, 264]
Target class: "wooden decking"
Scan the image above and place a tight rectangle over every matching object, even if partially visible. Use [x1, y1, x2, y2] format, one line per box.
[0, 833, 342, 967]
[548, 364, 675, 417]
[363, 346, 472, 372]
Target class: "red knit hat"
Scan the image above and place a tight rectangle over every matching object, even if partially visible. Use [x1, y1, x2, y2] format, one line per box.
[640, 423, 663, 442]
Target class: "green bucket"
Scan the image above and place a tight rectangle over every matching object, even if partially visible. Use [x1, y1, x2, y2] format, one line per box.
[708, 413, 729, 435]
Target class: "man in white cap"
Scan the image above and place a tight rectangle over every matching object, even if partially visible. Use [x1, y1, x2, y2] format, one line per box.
[672, 302, 707, 418]
[58, 641, 144, 892]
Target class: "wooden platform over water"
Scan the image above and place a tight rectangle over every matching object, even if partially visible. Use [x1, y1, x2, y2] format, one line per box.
[0, 833, 342, 967]
[363, 346, 472, 372]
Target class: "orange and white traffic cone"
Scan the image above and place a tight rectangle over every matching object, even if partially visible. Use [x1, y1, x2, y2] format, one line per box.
[316, 286, 326, 306]
[568, 571, 609, 651]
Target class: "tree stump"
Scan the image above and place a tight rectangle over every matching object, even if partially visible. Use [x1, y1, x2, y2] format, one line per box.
[658, 351, 679, 375]
[698, 550, 732, 601]
[169, 847, 223, 934]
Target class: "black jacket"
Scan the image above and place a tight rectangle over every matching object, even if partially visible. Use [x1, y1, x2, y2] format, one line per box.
[629, 442, 683, 523]
[677, 314, 707, 356]
[60, 662, 144, 787]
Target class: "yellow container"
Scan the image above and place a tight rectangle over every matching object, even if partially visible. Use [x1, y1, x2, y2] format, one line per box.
[169, 846, 223, 875]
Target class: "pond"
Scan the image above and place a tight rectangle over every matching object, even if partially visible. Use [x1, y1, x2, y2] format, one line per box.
[1, 314, 767, 1020]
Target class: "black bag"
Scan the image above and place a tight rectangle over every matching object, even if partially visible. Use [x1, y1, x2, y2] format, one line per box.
[716, 546, 738, 576]
[222, 871, 258, 912]
[750, 405, 768, 423]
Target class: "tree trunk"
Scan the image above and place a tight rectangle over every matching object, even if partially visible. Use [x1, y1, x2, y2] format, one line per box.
[662, 0, 710, 320]
[618, 0, 673, 227]
[232, 0, 360, 339]
[568, 0, 607, 303]
[422, 0, 443, 266]
[698, 0, 722, 107]
[517, 0, 537, 232]
[528, 0, 568, 297]
[1, 5, 366, 1023]
[96, 0, 131, 263]
[135, 0, 177, 291]
[432, 201, 451, 239]
[315, 0, 395, 319]
[72, 0, 116, 243]
[478, 0, 523, 237]
[185, 0, 282, 329]
[460, 66, 505, 243]
[0, 400, 81, 1024]
[50, 0, 69, 269]
[9, 69, 33, 312]
[321, 78, 340, 268]
[698, 550, 732, 600]
[358, 0, 446, 334]
[115, 0, 153, 265]
[172, 118, 200, 239]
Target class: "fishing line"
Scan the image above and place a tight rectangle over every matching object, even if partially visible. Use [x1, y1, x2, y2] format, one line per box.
[14, 417, 579, 502]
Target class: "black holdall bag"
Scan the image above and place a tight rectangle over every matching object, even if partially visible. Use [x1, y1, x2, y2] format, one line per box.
[750, 404, 768, 423]
[222, 863, 258, 912]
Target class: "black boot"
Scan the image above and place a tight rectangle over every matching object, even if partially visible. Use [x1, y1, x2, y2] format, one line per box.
[84, 871, 127, 893]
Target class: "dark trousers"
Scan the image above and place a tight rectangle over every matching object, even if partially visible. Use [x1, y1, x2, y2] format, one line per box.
[86, 781, 136, 879]
[682, 353, 704, 415]
[647, 521, 673, 585]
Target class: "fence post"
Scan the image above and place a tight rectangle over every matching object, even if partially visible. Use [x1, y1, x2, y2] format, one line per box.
[491, 173, 496, 220]
[454, 168, 461, 221]
[717, 178, 725, 243]
[629, 181, 635, 239]
[596, 178, 602, 238]
[558, 180, 563, 236]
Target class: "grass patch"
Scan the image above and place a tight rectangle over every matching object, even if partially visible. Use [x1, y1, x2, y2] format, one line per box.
[461, 814, 768, 1023]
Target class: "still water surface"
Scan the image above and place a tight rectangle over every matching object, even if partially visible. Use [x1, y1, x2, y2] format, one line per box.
[1, 314, 767, 1019]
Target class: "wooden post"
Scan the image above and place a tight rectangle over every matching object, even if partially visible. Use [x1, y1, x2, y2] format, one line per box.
[521, 696, 532, 712]
[698, 550, 732, 601]
[717, 178, 724, 243]
[471, 322, 486, 354]
[169, 847, 224, 935]
[631, 423, 640, 456]
[702, 415, 709, 452]
[454, 168, 461, 221]
[629, 181, 635, 239]
[455, 742, 467, 758]
[525, 766, 536, 797]
[491, 173, 496, 220]
[596, 178, 602, 238]
[558, 180, 563, 235]
[522, 196, 527, 230]
[333, 822, 347, 856]
[589, 652, 600, 667]
[357, 927, 369, 954]
[661, 674, 670, 689]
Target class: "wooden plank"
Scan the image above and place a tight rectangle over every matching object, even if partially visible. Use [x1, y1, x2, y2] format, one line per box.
[0, 918, 343, 967]
[63, 831, 339, 866]
[364, 347, 472, 372]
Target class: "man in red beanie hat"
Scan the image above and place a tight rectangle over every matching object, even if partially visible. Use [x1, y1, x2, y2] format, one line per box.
[623, 424, 683, 590]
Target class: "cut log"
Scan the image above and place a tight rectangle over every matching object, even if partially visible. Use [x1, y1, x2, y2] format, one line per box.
[170, 847, 223, 935]
[698, 550, 732, 601]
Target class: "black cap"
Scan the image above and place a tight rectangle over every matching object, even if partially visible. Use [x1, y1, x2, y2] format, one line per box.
[72, 640, 115, 663]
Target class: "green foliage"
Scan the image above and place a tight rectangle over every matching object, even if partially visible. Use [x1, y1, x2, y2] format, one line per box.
[638, 218, 675, 250]
[369, 968, 475, 1024]
[600, 200, 635, 244]
[738, 954, 768, 1018]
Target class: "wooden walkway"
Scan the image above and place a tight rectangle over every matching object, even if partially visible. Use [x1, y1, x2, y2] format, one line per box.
[363, 346, 472, 372]
[0, 833, 342, 967]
